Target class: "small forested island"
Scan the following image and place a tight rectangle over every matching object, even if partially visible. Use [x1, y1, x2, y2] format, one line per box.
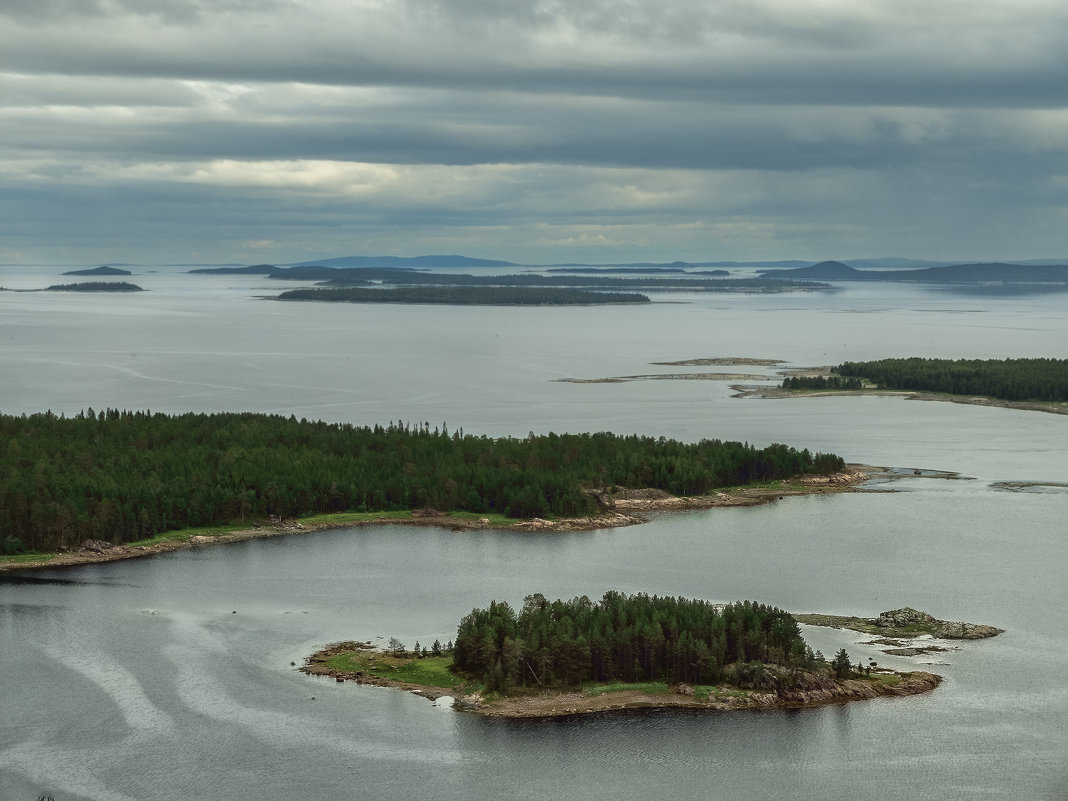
[274, 286, 651, 305]
[61, 266, 132, 276]
[45, 281, 144, 292]
[774, 357, 1068, 413]
[301, 593, 943, 718]
[0, 411, 851, 567]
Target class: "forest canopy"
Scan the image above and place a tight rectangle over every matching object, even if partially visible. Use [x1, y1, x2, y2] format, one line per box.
[452, 592, 825, 691]
[0, 411, 844, 554]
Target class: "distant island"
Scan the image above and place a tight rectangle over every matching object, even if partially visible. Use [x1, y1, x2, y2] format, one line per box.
[185, 255, 1068, 294]
[546, 266, 730, 277]
[274, 286, 651, 305]
[288, 254, 516, 269]
[45, 281, 144, 292]
[186, 254, 1068, 289]
[301, 593, 944, 718]
[192, 263, 828, 294]
[61, 266, 132, 276]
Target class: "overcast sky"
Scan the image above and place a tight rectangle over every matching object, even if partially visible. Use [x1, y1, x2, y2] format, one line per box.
[3, 0, 1068, 265]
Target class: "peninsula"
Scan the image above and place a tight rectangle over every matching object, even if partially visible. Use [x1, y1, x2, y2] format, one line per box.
[0, 411, 850, 565]
[763, 358, 1068, 416]
[300, 593, 944, 719]
[0, 464, 874, 572]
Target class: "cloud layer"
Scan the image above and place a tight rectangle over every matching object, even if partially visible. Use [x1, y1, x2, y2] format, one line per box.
[3, 0, 1068, 263]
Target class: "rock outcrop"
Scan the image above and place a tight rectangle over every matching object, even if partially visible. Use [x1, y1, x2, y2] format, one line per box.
[875, 607, 1004, 639]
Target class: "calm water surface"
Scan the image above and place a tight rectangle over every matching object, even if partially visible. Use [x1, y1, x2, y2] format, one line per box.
[1, 266, 1065, 799]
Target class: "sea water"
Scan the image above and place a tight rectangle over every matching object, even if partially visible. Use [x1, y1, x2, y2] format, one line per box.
[0, 265, 1065, 800]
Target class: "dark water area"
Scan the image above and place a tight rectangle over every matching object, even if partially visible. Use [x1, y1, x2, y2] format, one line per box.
[1, 266, 1066, 799]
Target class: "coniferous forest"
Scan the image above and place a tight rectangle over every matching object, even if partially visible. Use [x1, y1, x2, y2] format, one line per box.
[453, 592, 826, 691]
[0, 411, 845, 554]
[835, 358, 1068, 402]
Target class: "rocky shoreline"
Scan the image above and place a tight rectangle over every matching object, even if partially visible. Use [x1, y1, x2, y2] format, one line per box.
[300, 642, 942, 719]
[0, 466, 876, 572]
[465, 671, 942, 718]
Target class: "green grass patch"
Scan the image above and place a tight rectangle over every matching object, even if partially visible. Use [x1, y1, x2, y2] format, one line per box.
[583, 681, 670, 698]
[0, 551, 58, 564]
[325, 651, 471, 690]
[127, 522, 249, 548]
[868, 673, 901, 686]
[692, 685, 751, 701]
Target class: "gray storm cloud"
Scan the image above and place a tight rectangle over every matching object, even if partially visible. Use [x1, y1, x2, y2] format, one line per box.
[2, 0, 1067, 264]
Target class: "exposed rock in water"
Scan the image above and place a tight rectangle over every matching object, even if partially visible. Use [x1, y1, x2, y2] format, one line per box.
[795, 608, 1002, 641]
[875, 607, 1004, 639]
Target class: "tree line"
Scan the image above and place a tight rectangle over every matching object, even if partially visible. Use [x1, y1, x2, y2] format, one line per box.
[452, 592, 837, 691]
[835, 357, 1068, 402]
[781, 375, 864, 390]
[0, 411, 845, 554]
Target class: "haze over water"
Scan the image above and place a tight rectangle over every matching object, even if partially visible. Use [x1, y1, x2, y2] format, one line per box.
[1, 266, 1065, 800]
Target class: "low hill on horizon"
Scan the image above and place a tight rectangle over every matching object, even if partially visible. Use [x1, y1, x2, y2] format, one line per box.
[62, 266, 132, 276]
[759, 261, 1068, 285]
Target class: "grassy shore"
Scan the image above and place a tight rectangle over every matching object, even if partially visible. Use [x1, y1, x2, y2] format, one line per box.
[0, 509, 522, 572]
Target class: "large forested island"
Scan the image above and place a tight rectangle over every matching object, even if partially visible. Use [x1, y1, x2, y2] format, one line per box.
[45, 281, 144, 292]
[302, 593, 942, 718]
[779, 358, 1068, 410]
[0, 411, 848, 561]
